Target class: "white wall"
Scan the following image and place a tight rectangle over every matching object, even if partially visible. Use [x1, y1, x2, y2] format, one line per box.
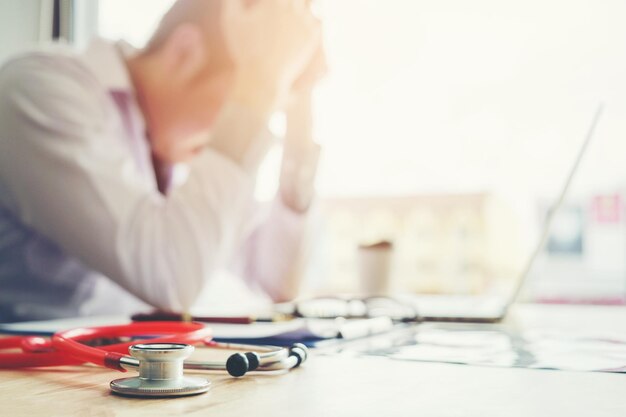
[0, 0, 47, 63]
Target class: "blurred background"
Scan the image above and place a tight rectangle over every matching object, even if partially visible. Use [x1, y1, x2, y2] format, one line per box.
[3, 0, 626, 305]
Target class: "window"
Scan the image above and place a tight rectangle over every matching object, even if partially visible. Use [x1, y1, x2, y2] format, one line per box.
[98, 0, 175, 48]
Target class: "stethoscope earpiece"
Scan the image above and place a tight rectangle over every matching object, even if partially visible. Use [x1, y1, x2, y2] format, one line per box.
[245, 352, 261, 370]
[289, 344, 307, 367]
[226, 352, 251, 377]
[224, 352, 262, 377]
[225, 343, 310, 377]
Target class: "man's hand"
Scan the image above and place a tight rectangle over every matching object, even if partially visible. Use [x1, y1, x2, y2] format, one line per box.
[280, 42, 327, 212]
[292, 43, 328, 94]
[284, 43, 327, 147]
[222, 0, 321, 113]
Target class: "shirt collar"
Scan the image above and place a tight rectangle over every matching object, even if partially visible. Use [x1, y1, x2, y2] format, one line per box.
[80, 38, 138, 93]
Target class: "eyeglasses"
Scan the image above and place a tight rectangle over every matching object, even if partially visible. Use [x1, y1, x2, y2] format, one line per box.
[279, 296, 420, 322]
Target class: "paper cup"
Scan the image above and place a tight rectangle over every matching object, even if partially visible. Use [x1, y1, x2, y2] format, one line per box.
[358, 241, 393, 296]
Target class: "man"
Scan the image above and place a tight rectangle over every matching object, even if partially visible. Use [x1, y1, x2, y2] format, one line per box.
[0, 0, 325, 321]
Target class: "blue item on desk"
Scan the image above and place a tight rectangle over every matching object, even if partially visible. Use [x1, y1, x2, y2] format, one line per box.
[214, 336, 324, 348]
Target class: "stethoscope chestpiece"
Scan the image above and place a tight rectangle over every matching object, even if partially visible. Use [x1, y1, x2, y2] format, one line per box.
[110, 343, 211, 398]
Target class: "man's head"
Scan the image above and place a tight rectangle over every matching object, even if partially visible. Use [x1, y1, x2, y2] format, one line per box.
[126, 0, 326, 164]
[126, 0, 235, 163]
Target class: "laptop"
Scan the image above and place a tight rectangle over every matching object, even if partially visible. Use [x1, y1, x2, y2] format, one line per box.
[410, 105, 605, 323]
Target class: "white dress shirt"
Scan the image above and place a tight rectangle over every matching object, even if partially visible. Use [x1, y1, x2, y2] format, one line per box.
[0, 39, 316, 321]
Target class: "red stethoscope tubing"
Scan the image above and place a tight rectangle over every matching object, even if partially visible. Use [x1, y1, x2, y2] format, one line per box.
[0, 336, 84, 368]
[0, 322, 211, 370]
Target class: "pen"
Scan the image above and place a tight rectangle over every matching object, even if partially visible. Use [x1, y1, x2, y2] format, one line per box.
[131, 311, 292, 324]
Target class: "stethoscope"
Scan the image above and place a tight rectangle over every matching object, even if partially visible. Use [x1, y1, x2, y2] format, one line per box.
[0, 321, 308, 397]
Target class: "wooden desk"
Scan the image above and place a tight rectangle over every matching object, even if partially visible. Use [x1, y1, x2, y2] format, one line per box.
[2, 304, 626, 417]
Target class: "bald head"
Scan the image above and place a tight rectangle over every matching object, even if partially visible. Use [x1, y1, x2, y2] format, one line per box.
[148, 0, 233, 73]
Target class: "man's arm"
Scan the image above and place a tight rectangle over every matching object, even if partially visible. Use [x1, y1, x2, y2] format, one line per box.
[0, 56, 321, 311]
[236, 35, 327, 301]
[0, 0, 323, 311]
[238, 92, 321, 302]
[0, 56, 263, 311]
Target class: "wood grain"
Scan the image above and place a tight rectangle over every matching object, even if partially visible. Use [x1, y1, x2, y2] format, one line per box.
[1, 305, 626, 417]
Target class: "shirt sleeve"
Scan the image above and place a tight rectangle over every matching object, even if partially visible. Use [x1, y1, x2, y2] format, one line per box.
[235, 141, 321, 302]
[0, 55, 256, 311]
[235, 198, 313, 302]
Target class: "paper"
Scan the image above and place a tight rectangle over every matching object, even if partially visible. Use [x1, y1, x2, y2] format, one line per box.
[356, 324, 626, 373]
[524, 329, 626, 372]
[391, 327, 518, 367]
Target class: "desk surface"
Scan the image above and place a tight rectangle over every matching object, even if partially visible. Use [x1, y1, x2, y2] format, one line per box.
[2, 304, 626, 417]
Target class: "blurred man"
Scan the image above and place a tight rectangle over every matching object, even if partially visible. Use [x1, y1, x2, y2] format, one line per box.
[0, 0, 325, 321]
